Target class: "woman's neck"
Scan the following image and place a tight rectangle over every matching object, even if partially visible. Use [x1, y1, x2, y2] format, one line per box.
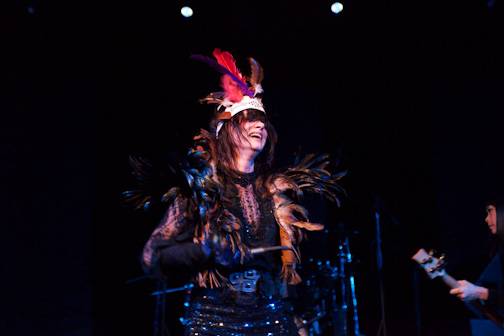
[234, 155, 255, 173]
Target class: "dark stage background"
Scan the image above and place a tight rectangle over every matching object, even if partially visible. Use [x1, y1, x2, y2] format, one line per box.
[3, 0, 504, 335]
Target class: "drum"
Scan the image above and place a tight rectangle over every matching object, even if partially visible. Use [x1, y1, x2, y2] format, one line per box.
[295, 238, 361, 336]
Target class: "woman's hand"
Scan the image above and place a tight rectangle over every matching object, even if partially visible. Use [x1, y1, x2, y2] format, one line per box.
[201, 231, 252, 267]
[449, 280, 489, 301]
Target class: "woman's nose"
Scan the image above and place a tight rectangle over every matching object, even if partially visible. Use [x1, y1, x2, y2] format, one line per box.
[253, 121, 265, 129]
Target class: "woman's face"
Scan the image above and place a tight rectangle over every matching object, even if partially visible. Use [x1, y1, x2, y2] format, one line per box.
[485, 205, 497, 234]
[241, 118, 268, 152]
[230, 110, 268, 156]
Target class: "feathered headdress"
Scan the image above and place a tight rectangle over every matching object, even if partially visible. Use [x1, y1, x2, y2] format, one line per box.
[191, 48, 265, 137]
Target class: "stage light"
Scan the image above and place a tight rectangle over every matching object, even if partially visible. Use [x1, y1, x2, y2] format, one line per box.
[181, 6, 193, 18]
[331, 2, 344, 14]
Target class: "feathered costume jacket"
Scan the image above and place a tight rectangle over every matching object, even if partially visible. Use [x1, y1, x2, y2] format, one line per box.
[131, 129, 345, 292]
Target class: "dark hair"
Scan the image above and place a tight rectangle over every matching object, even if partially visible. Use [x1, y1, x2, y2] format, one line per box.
[211, 109, 277, 177]
[485, 198, 504, 255]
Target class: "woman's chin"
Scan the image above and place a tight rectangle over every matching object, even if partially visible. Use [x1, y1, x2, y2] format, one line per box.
[251, 145, 265, 153]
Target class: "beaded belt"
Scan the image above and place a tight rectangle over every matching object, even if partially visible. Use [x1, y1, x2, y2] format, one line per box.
[229, 269, 261, 293]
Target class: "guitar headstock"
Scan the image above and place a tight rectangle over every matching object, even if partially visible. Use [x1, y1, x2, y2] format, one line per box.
[412, 248, 447, 280]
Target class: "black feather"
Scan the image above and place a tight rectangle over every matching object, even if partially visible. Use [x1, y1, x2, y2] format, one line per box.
[283, 153, 347, 206]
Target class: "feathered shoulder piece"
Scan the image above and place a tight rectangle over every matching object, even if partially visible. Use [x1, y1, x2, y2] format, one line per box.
[125, 130, 234, 287]
[281, 153, 346, 206]
[122, 129, 220, 220]
[121, 155, 186, 213]
[266, 153, 346, 285]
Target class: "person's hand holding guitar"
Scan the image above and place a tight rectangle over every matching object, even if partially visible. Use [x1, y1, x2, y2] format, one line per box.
[412, 248, 503, 329]
[450, 280, 489, 302]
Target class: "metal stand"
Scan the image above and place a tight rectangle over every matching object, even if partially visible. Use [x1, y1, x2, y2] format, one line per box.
[335, 237, 361, 336]
[153, 281, 168, 336]
[343, 237, 361, 336]
[150, 282, 194, 336]
[375, 211, 387, 336]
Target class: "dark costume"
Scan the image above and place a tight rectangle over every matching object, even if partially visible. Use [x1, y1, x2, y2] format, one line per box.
[476, 203, 504, 316]
[142, 171, 297, 335]
[137, 146, 344, 335]
[126, 49, 345, 336]
[467, 203, 504, 335]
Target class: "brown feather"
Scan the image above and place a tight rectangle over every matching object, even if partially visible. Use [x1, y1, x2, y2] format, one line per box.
[281, 263, 302, 285]
[248, 57, 264, 88]
[199, 92, 225, 105]
[291, 221, 324, 231]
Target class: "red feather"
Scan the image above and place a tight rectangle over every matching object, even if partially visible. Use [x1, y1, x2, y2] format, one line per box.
[221, 75, 244, 102]
[212, 49, 245, 83]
